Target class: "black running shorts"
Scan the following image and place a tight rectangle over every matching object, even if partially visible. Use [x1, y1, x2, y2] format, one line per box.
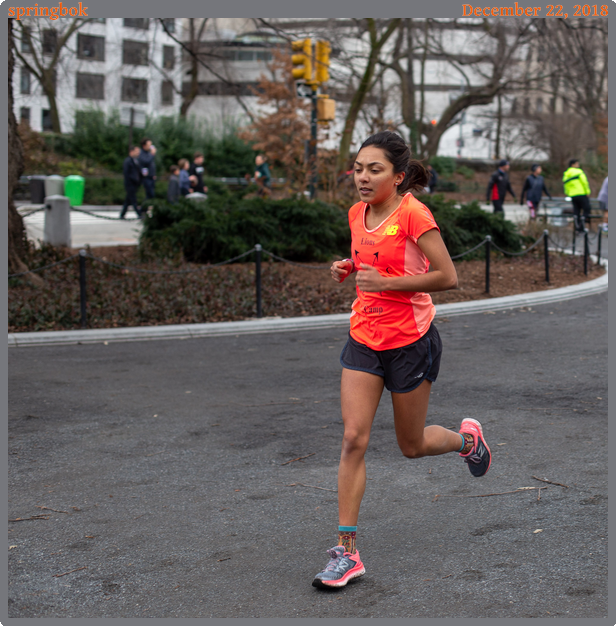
[340, 323, 442, 393]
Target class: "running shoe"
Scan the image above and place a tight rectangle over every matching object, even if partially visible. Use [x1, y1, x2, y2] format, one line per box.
[459, 418, 491, 477]
[312, 546, 365, 589]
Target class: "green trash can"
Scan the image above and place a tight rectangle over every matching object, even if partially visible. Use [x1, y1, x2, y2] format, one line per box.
[64, 175, 85, 207]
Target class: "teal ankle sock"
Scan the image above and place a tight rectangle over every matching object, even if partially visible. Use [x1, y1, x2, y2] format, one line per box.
[457, 433, 466, 452]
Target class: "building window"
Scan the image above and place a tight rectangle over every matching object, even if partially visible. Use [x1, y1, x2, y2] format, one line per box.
[550, 97, 556, 112]
[163, 46, 175, 69]
[122, 77, 148, 102]
[42, 29, 57, 55]
[162, 18, 175, 33]
[237, 50, 254, 61]
[562, 98, 569, 113]
[256, 51, 273, 61]
[20, 67, 31, 94]
[92, 18, 106, 23]
[77, 34, 105, 61]
[536, 98, 543, 113]
[123, 40, 148, 66]
[21, 26, 32, 53]
[161, 80, 173, 105]
[123, 18, 149, 30]
[76, 73, 105, 100]
[20, 107, 31, 125]
[523, 97, 530, 116]
[41, 109, 53, 131]
[510, 98, 517, 115]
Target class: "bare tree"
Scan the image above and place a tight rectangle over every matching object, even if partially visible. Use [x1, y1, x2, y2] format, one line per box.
[387, 19, 537, 158]
[8, 20, 41, 282]
[335, 18, 400, 173]
[535, 17, 608, 148]
[13, 17, 92, 133]
[158, 17, 256, 122]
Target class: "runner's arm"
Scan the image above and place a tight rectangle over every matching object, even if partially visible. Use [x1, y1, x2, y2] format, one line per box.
[355, 229, 458, 293]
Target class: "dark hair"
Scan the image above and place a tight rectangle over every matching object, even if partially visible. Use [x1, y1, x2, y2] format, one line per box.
[193, 152, 203, 159]
[178, 158, 189, 169]
[140, 137, 151, 148]
[358, 131, 428, 193]
[129, 145, 138, 153]
[568, 158, 579, 167]
[530, 163, 540, 172]
[169, 164, 179, 173]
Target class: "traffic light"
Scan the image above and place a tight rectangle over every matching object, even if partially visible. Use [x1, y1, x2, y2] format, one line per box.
[291, 38, 313, 83]
[315, 40, 331, 84]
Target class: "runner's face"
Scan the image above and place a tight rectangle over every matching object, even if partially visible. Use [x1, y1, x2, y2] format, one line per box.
[354, 146, 404, 205]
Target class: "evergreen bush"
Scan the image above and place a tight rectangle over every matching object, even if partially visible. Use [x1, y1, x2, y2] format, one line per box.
[58, 110, 256, 178]
[422, 195, 523, 259]
[140, 191, 351, 264]
[429, 155, 456, 177]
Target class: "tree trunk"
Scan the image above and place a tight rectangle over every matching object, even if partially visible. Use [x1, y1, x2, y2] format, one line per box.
[180, 19, 200, 118]
[336, 19, 400, 174]
[42, 69, 61, 133]
[8, 20, 38, 281]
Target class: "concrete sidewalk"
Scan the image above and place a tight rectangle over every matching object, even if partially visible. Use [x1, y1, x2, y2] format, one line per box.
[7, 291, 608, 619]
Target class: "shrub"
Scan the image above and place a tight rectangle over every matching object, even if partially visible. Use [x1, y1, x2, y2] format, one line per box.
[429, 155, 456, 177]
[422, 195, 523, 259]
[140, 192, 351, 264]
[60, 110, 256, 178]
[457, 165, 475, 180]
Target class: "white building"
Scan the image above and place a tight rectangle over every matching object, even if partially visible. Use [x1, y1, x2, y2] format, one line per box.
[13, 18, 183, 133]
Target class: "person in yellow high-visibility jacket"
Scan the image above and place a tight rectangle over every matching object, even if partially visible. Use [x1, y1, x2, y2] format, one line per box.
[563, 158, 591, 232]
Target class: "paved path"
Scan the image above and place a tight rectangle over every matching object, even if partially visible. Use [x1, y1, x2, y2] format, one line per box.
[7, 291, 608, 619]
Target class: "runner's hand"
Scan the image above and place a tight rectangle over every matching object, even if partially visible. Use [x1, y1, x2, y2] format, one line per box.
[331, 259, 353, 283]
[356, 264, 385, 292]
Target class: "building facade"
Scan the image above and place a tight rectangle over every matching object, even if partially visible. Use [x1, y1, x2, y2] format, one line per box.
[13, 17, 183, 133]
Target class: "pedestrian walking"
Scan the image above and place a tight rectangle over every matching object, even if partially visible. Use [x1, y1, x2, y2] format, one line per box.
[426, 163, 438, 193]
[120, 145, 143, 219]
[189, 152, 208, 195]
[254, 154, 272, 197]
[178, 159, 192, 196]
[520, 164, 552, 220]
[597, 176, 608, 233]
[313, 131, 492, 590]
[486, 159, 516, 213]
[138, 138, 157, 201]
[562, 158, 591, 232]
[167, 164, 180, 204]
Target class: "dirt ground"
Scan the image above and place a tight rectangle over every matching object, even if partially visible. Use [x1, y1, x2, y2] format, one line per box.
[90, 245, 605, 315]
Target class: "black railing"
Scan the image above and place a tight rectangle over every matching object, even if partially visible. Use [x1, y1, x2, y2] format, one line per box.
[10, 228, 604, 329]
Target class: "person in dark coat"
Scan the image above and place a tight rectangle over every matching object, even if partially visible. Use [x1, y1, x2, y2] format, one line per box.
[120, 145, 143, 219]
[427, 164, 438, 193]
[188, 152, 208, 194]
[167, 164, 180, 204]
[486, 159, 516, 213]
[520, 164, 552, 220]
[138, 137, 157, 200]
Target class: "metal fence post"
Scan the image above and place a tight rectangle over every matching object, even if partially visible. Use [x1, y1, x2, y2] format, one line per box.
[485, 236, 491, 294]
[543, 229, 550, 283]
[79, 249, 87, 329]
[255, 244, 262, 318]
[596, 226, 602, 266]
[583, 229, 589, 275]
[571, 220, 576, 255]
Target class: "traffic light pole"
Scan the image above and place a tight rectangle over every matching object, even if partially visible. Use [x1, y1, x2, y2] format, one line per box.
[309, 88, 318, 200]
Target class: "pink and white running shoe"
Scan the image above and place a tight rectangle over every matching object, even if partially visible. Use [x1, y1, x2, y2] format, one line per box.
[312, 546, 365, 589]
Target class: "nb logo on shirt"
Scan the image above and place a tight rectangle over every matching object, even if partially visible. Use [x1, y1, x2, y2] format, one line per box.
[384, 225, 399, 236]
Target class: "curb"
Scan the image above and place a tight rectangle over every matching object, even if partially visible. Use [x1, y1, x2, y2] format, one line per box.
[8, 261, 607, 348]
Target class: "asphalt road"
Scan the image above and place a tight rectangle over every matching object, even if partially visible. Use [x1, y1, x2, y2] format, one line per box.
[7, 292, 608, 619]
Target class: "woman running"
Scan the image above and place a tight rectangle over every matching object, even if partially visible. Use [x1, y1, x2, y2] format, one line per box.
[312, 131, 491, 589]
